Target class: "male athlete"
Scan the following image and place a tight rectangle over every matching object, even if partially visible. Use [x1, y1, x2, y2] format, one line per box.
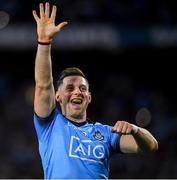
[33, 2, 158, 179]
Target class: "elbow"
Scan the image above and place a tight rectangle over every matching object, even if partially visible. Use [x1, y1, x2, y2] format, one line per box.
[147, 139, 159, 153]
[152, 139, 159, 152]
[140, 139, 159, 154]
[35, 80, 53, 90]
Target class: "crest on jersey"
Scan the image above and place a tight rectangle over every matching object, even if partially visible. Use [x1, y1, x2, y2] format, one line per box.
[93, 131, 104, 141]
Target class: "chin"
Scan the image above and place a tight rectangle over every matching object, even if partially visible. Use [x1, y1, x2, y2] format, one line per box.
[71, 112, 84, 119]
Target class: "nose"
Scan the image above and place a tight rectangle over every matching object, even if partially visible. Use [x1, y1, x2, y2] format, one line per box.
[73, 87, 82, 95]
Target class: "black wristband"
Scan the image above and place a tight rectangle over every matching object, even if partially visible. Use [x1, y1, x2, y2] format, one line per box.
[38, 41, 51, 45]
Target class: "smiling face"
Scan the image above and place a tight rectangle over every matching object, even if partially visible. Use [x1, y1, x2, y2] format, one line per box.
[56, 76, 91, 122]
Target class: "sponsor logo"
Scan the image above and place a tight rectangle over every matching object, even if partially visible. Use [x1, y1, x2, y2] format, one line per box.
[69, 136, 105, 164]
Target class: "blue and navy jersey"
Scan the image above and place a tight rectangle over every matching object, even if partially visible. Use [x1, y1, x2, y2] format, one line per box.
[33, 107, 121, 179]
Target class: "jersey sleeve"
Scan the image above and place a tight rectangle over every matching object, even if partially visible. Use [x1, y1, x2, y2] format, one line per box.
[33, 107, 58, 141]
[107, 125, 122, 153]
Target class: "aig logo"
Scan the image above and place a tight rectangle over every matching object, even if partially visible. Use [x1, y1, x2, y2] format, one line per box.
[69, 136, 105, 164]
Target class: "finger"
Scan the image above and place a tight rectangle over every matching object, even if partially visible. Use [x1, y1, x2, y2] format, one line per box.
[122, 122, 128, 134]
[117, 121, 125, 133]
[50, 5, 57, 22]
[111, 124, 116, 132]
[45, 2, 50, 18]
[111, 121, 119, 132]
[32, 10, 39, 21]
[112, 121, 123, 133]
[126, 125, 132, 134]
[56, 22, 68, 32]
[40, 3, 45, 19]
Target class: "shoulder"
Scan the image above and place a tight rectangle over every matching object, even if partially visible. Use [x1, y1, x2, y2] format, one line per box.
[94, 122, 112, 131]
[93, 122, 113, 139]
[34, 106, 63, 124]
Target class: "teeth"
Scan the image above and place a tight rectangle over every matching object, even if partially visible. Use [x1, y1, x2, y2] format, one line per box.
[72, 99, 82, 104]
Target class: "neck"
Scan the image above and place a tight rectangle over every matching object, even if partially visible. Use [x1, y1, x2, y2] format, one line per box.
[60, 104, 87, 123]
[66, 115, 86, 123]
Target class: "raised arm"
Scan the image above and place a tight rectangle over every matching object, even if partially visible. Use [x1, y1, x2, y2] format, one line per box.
[33, 2, 67, 118]
[112, 121, 158, 153]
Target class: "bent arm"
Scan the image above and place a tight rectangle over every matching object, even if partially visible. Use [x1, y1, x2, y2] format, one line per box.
[120, 127, 158, 153]
[112, 121, 158, 153]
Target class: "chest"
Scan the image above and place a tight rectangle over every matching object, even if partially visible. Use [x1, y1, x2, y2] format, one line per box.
[52, 121, 111, 163]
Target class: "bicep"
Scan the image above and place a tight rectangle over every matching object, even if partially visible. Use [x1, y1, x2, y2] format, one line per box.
[34, 85, 56, 118]
[119, 134, 139, 153]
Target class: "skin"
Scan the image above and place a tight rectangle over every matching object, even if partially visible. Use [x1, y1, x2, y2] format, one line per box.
[33, 2, 158, 154]
[56, 76, 91, 123]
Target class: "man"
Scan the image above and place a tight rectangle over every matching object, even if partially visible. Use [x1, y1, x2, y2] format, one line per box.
[32, 2, 158, 179]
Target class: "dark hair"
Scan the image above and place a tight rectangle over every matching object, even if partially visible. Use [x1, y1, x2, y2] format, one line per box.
[56, 67, 89, 89]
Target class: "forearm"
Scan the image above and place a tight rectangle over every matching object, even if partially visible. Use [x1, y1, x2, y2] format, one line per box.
[35, 44, 53, 88]
[34, 43, 56, 117]
[133, 127, 158, 153]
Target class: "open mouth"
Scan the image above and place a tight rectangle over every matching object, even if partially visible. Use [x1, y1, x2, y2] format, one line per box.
[71, 98, 83, 104]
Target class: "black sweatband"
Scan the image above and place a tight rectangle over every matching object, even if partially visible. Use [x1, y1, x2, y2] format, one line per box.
[38, 41, 51, 45]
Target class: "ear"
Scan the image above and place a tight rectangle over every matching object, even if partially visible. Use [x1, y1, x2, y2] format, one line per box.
[56, 91, 62, 103]
[88, 92, 92, 104]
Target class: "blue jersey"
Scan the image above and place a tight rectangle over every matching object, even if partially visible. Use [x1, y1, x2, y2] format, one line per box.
[33, 107, 121, 179]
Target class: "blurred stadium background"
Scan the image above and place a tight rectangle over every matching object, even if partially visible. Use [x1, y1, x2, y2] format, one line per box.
[0, 0, 177, 178]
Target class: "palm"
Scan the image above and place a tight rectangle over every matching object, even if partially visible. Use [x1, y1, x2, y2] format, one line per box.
[33, 2, 67, 43]
[37, 19, 57, 41]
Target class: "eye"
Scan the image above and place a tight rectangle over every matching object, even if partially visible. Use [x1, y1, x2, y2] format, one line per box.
[80, 86, 87, 92]
[66, 85, 74, 92]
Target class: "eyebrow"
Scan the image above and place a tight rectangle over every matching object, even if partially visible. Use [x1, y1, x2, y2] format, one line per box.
[66, 83, 87, 87]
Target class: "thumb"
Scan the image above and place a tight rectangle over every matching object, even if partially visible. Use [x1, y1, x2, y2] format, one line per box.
[56, 21, 68, 32]
[111, 127, 116, 133]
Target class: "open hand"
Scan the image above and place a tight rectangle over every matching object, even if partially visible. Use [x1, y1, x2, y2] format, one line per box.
[32, 2, 68, 43]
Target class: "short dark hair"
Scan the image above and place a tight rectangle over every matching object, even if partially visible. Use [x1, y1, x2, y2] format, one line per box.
[56, 67, 88, 89]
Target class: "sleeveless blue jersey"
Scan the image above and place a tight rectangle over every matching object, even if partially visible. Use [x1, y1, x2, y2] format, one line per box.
[33, 107, 121, 179]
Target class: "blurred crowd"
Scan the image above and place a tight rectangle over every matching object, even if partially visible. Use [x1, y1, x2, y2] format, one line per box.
[0, 0, 177, 26]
